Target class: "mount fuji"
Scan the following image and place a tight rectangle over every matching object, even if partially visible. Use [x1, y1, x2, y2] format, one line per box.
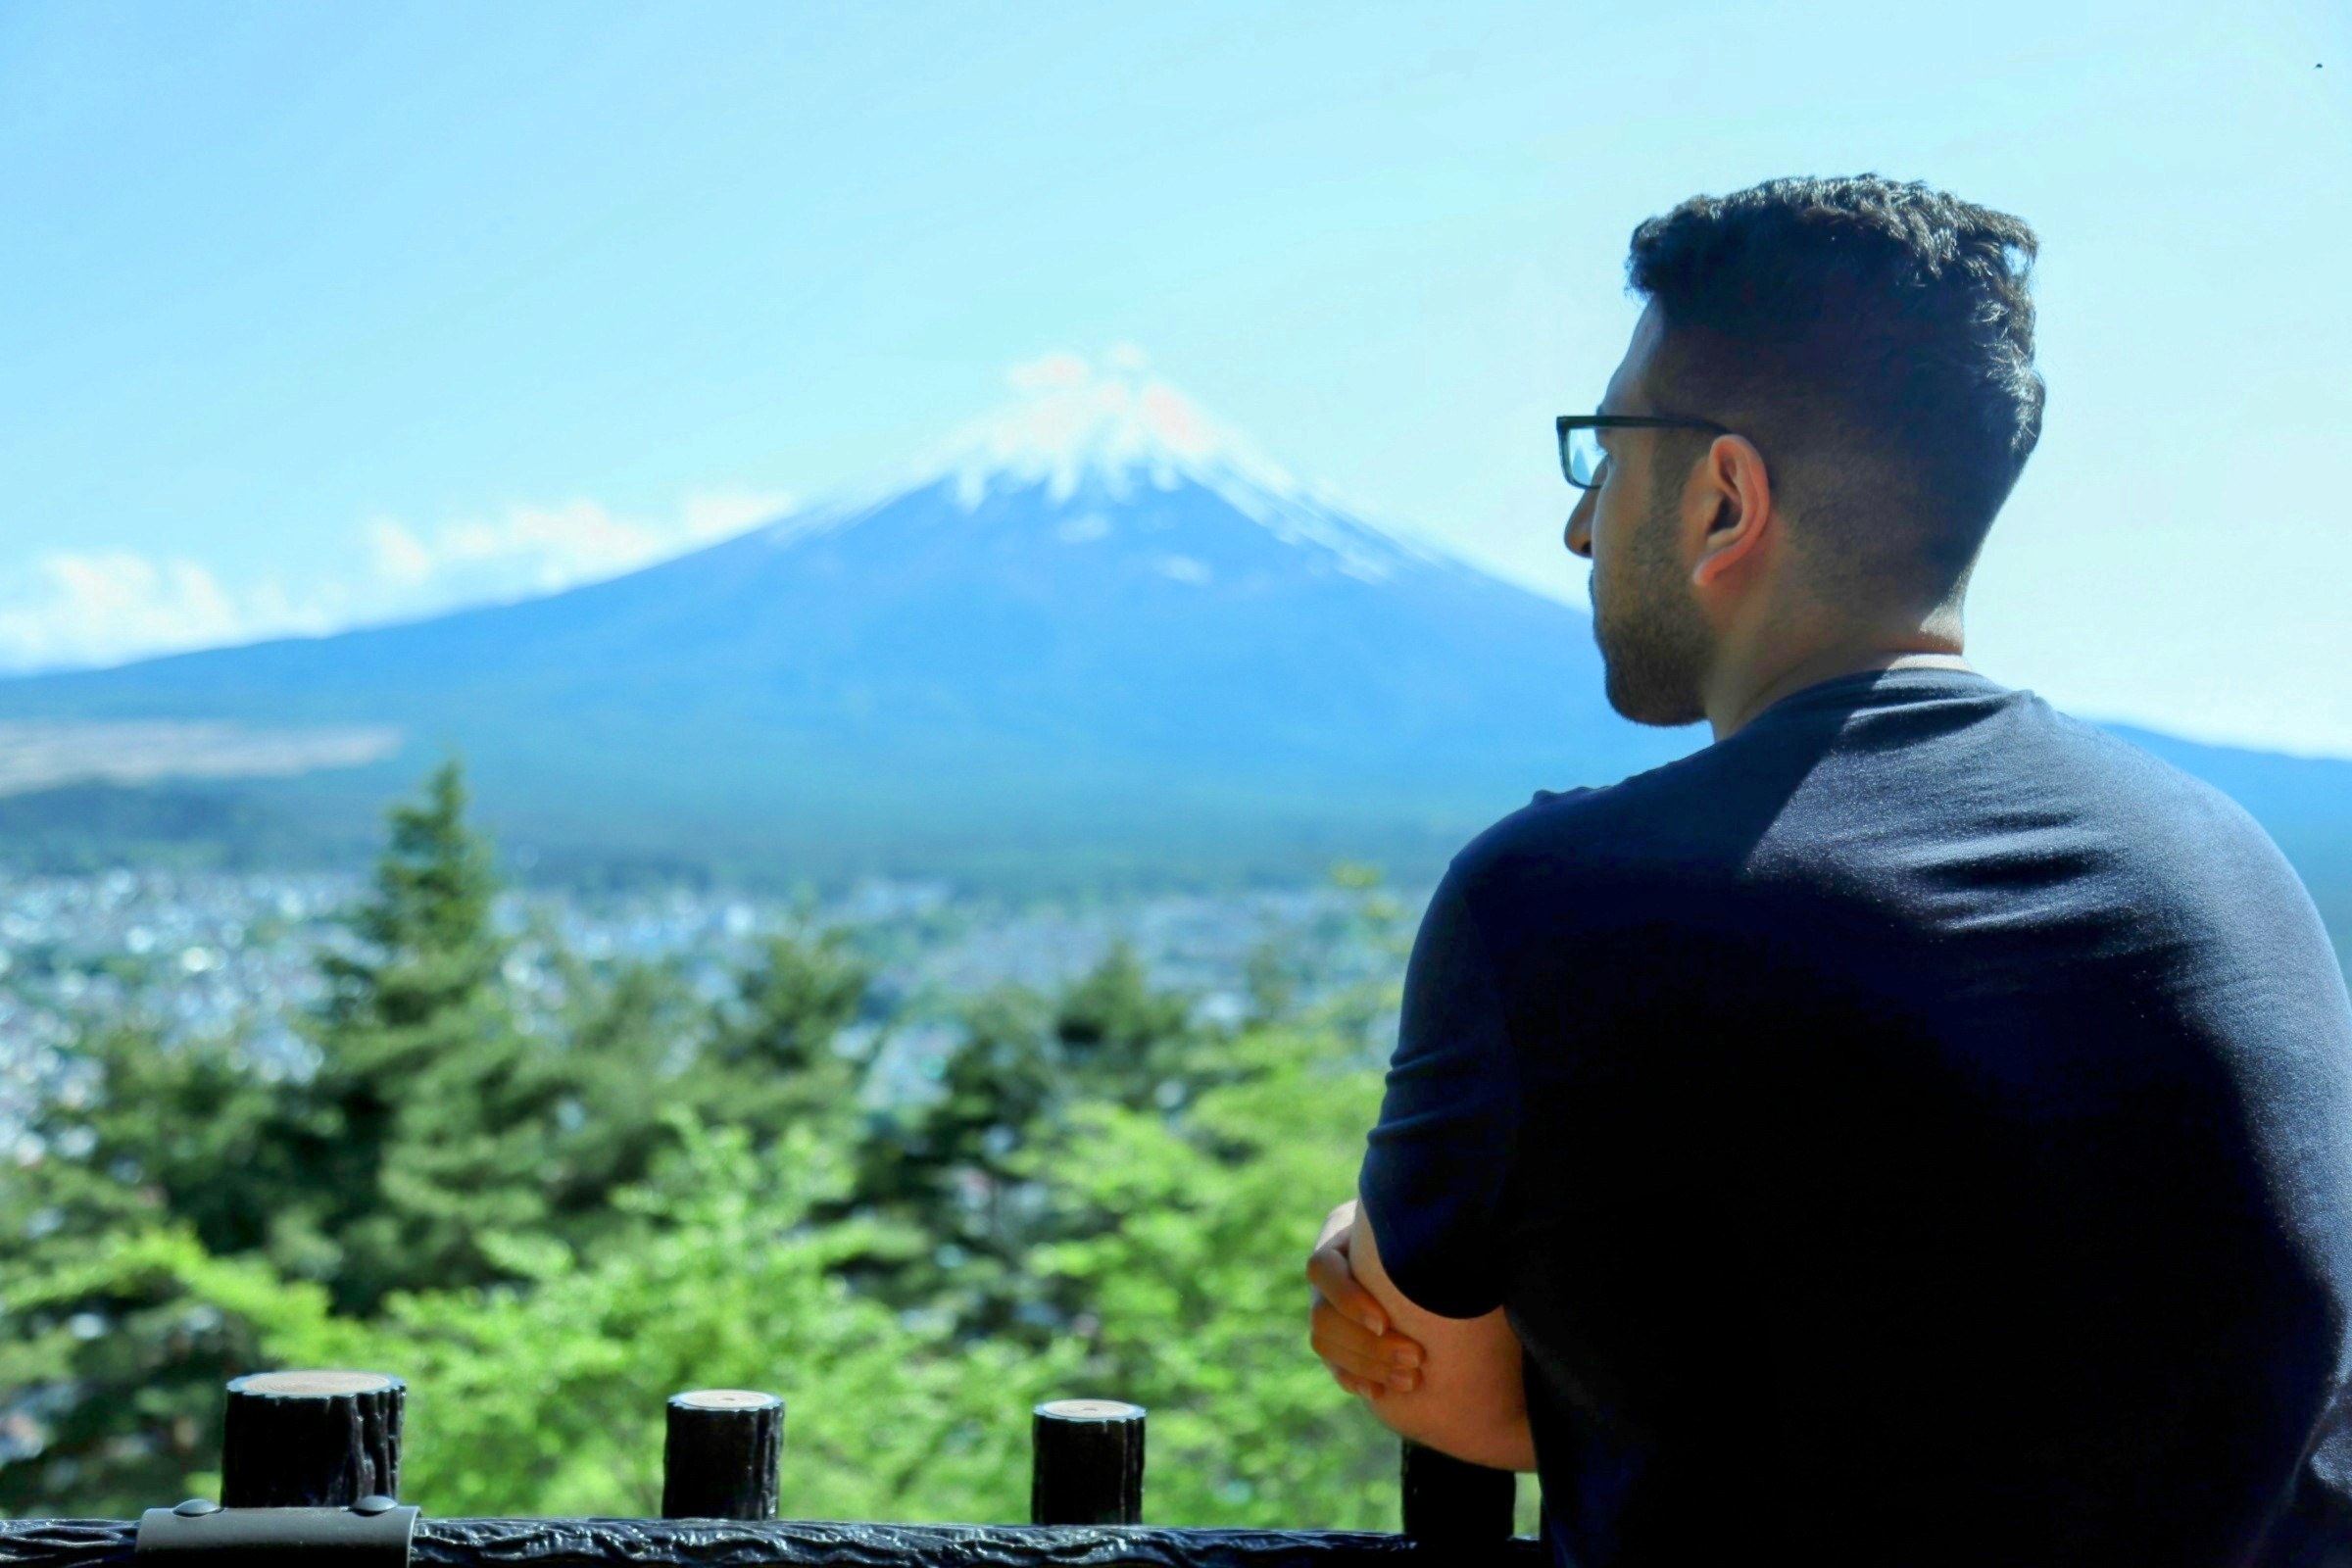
[0, 360, 2346, 933]
[0, 366, 1696, 887]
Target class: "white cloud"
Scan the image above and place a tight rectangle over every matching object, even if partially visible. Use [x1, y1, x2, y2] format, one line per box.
[366, 501, 663, 598]
[680, 486, 792, 543]
[365, 487, 790, 605]
[0, 486, 792, 674]
[365, 519, 439, 589]
[0, 552, 334, 672]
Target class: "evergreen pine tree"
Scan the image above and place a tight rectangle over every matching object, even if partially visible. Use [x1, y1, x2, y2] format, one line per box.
[845, 941, 1217, 1343]
[282, 760, 571, 1313]
[687, 925, 878, 1150]
[0, 1020, 290, 1516]
[536, 953, 704, 1254]
[0, 759, 726, 1514]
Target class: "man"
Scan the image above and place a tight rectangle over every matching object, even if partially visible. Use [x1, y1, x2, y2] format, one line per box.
[1304, 173, 2352, 1566]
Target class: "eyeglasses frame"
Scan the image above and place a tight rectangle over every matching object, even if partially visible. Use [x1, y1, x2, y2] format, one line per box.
[1555, 414, 1734, 491]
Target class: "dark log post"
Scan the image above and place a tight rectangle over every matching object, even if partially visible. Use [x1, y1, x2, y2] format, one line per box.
[1398, 1440, 1515, 1544]
[1030, 1398, 1146, 1525]
[661, 1389, 785, 1520]
[220, 1370, 405, 1507]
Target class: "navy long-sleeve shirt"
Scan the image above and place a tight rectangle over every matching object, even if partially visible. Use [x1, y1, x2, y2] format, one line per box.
[1360, 668, 2352, 1567]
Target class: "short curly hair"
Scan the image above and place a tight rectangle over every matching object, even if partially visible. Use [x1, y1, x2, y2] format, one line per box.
[1626, 173, 2045, 605]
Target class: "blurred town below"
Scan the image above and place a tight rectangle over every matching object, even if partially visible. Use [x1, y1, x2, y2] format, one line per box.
[0, 847, 1420, 1148]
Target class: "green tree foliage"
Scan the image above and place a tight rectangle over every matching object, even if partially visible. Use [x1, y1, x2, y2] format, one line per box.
[289, 760, 564, 1311]
[534, 954, 704, 1251]
[0, 1021, 290, 1514]
[3, 760, 875, 1511]
[841, 936, 1258, 1346]
[1054, 940, 1206, 1104]
[1015, 1023, 1401, 1526]
[687, 925, 878, 1151]
[840, 981, 1060, 1340]
[3, 763, 1459, 1529]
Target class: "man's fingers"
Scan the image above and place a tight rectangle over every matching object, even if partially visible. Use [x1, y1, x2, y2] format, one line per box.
[1312, 1328, 1401, 1383]
[1306, 1196, 1427, 1403]
[1305, 1246, 1390, 1337]
[1333, 1368, 1408, 1401]
[1310, 1299, 1425, 1386]
[1310, 1311, 1424, 1375]
[1306, 1276, 1426, 1366]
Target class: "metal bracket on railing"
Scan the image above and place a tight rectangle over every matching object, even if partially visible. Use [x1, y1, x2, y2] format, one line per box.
[133, 1497, 417, 1568]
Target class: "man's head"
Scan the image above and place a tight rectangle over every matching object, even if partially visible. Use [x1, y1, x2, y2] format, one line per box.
[1566, 173, 2046, 727]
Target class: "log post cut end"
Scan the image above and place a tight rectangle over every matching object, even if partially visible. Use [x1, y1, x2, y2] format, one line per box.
[662, 1390, 786, 1521]
[220, 1370, 406, 1508]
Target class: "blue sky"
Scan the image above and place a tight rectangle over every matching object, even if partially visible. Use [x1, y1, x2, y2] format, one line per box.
[3, 0, 2347, 755]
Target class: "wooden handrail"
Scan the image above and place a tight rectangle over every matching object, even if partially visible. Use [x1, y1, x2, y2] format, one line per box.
[1, 1515, 1546, 1568]
[0, 1368, 1534, 1565]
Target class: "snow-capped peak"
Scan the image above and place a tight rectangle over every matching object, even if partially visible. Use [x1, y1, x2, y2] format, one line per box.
[913, 347, 1311, 511]
[772, 347, 1459, 588]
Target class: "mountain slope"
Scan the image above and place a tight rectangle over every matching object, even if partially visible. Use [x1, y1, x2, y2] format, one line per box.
[0, 378, 1696, 886]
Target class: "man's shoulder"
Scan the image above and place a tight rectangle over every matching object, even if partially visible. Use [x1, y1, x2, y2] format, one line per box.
[2036, 709, 2333, 940]
[2020, 700, 2301, 869]
[1444, 685, 2315, 935]
[1448, 744, 1740, 893]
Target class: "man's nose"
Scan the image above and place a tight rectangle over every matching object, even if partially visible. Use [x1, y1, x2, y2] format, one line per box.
[1564, 491, 1594, 559]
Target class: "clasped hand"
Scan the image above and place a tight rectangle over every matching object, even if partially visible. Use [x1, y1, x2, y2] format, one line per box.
[1305, 1198, 1429, 1397]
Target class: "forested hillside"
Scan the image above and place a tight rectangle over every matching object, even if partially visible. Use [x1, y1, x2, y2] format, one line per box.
[0, 763, 1489, 1529]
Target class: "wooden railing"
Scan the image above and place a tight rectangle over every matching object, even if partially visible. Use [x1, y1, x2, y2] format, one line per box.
[0, 1369, 1543, 1566]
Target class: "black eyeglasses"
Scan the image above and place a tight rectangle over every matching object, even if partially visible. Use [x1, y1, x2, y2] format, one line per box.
[1556, 414, 1732, 490]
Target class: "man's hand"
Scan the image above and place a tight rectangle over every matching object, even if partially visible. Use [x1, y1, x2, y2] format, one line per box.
[1307, 1198, 1428, 1398]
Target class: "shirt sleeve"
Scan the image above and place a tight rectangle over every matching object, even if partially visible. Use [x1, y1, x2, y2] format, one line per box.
[1357, 859, 1520, 1320]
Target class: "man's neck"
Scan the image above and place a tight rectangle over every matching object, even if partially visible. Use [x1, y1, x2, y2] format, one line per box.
[1706, 637, 1971, 742]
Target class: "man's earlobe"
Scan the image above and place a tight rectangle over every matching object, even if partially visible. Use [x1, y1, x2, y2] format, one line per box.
[1692, 498, 1765, 588]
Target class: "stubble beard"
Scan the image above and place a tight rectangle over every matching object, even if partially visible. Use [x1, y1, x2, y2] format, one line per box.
[1592, 495, 1712, 728]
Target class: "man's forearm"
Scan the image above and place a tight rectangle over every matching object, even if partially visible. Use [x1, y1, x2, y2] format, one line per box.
[1327, 1189, 1540, 1474]
[1358, 1391, 1539, 1473]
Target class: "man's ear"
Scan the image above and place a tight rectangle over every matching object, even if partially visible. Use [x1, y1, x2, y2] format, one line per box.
[1690, 433, 1773, 590]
